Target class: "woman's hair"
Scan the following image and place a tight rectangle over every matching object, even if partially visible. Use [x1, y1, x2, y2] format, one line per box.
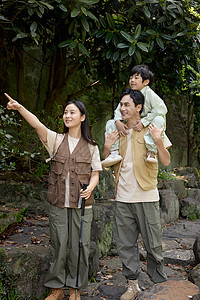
[63, 100, 97, 146]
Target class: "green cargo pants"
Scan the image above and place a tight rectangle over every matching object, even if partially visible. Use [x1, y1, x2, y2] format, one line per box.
[115, 201, 167, 283]
[44, 204, 93, 289]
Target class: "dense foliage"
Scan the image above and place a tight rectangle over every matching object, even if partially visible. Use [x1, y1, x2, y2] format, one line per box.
[0, 0, 200, 172]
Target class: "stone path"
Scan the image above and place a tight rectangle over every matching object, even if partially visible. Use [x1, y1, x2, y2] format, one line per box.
[1, 217, 200, 299]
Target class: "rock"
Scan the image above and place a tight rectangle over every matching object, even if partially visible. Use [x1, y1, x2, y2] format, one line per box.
[189, 264, 200, 288]
[164, 249, 195, 266]
[192, 293, 200, 300]
[193, 236, 200, 264]
[98, 285, 126, 299]
[136, 280, 199, 300]
[181, 197, 200, 220]
[163, 179, 187, 199]
[159, 189, 179, 224]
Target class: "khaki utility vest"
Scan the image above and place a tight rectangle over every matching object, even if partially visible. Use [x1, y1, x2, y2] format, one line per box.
[47, 133, 94, 208]
[114, 128, 158, 192]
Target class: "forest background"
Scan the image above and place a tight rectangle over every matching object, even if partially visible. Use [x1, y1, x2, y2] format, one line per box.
[0, 0, 200, 183]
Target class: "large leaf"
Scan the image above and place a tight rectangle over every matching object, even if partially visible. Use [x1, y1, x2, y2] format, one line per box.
[137, 42, 149, 52]
[58, 4, 68, 12]
[134, 24, 141, 40]
[105, 32, 113, 43]
[128, 45, 135, 56]
[78, 0, 100, 4]
[117, 43, 129, 49]
[134, 50, 142, 64]
[143, 6, 151, 18]
[30, 21, 37, 33]
[120, 31, 134, 43]
[106, 13, 115, 29]
[87, 10, 98, 22]
[156, 37, 164, 49]
[80, 15, 90, 32]
[113, 51, 119, 61]
[146, 29, 156, 35]
[121, 51, 128, 59]
[71, 8, 81, 17]
[78, 43, 90, 57]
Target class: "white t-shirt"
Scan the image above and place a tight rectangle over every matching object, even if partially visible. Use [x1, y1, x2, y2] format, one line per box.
[116, 129, 171, 203]
[42, 129, 102, 207]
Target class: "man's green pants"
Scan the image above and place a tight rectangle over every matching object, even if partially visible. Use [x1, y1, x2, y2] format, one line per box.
[115, 201, 167, 283]
[44, 204, 93, 289]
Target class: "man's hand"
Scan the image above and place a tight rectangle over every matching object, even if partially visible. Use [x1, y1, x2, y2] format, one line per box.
[148, 123, 164, 142]
[115, 120, 128, 136]
[133, 119, 144, 132]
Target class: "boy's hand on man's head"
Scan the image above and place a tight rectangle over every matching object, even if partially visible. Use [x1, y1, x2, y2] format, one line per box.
[115, 120, 128, 136]
[133, 120, 144, 132]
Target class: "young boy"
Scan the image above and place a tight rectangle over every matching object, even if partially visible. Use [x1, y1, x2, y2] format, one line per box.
[101, 65, 167, 167]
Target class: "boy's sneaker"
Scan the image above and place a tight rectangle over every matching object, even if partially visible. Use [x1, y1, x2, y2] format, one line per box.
[101, 153, 122, 168]
[146, 151, 158, 163]
[120, 280, 141, 300]
[45, 288, 64, 300]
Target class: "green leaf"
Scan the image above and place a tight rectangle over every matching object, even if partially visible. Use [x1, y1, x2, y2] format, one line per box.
[134, 50, 142, 64]
[121, 51, 128, 59]
[128, 45, 135, 56]
[59, 4, 68, 12]
[136, 1, 143, 6]
[143, 6, 151, 18]
[106, 50, 112, 59]
[117, 43, 129, 49]
[59, 40, 71, 47]
[120, 31, 134, 43]
[81, 7, 88, 16]
[95, 29, 105, 38]
[78, 43, 90, 57]
[69, 22, 75, 35]
[177, 5, 183, 15]
[106, 13, 115, 29]
[86, 10, 98, 22]
[160, 33, 172, 40]
[99, 17, 107, 28]
[69, 41, 77, 49]
[105, 32, 113, 43]
[137, 42, 148, 52]
[134, 24, 141, 40]
[12, 32, 27, 42]
[176, 32, 185, 37]
[30, 21, 37, 33]
[71, 8, 81, 17]
[157, 16, 166, 23]
[78, 0, 100, 4]
[173, 19, 181, 25]
[146, 29, 156, 35]
[113, 51, 119, 61]
[40, 2, 54, 9]
[80, 15, 90, 32]
[156, 37, 164, 49]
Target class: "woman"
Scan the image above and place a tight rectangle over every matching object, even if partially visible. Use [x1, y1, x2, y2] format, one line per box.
[5, 93, 102, 300]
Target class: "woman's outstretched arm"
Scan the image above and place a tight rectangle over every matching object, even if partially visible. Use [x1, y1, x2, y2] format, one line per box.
[5, 93, 47, 143]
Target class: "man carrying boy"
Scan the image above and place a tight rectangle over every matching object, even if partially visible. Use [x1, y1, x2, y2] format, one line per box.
[103, 88, 171, 300]
[101, 65, 167, 167]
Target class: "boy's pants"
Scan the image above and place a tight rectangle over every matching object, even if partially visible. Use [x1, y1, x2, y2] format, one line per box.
[115, 201, 167, 283]
[106, 116, 165, 153]
[44, 204, 93, 289]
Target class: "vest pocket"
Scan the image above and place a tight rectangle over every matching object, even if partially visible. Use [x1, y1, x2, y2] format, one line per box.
[51, 155, 66, 175]
[144, 159, 158, 178]
[75, 156, 91, 175]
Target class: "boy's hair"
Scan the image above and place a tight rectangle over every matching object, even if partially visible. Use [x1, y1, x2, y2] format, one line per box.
[130, 65, 154, 87]
[120, 88, 144, 114]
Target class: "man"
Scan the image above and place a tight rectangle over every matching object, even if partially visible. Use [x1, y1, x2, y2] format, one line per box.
[103, 88, 171, 300]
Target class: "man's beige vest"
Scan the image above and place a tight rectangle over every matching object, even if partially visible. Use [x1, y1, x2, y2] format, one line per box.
[114, 127, 158, 191]
[47, 133, 94, 208]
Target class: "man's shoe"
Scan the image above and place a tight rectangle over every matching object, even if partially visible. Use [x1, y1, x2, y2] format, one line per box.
[146, 151, 158, 163]
[69, 288, 81, 300]
[101, 154, 122, 168]
[120, 280, 141, 300]
[45, 288, 64, 300]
